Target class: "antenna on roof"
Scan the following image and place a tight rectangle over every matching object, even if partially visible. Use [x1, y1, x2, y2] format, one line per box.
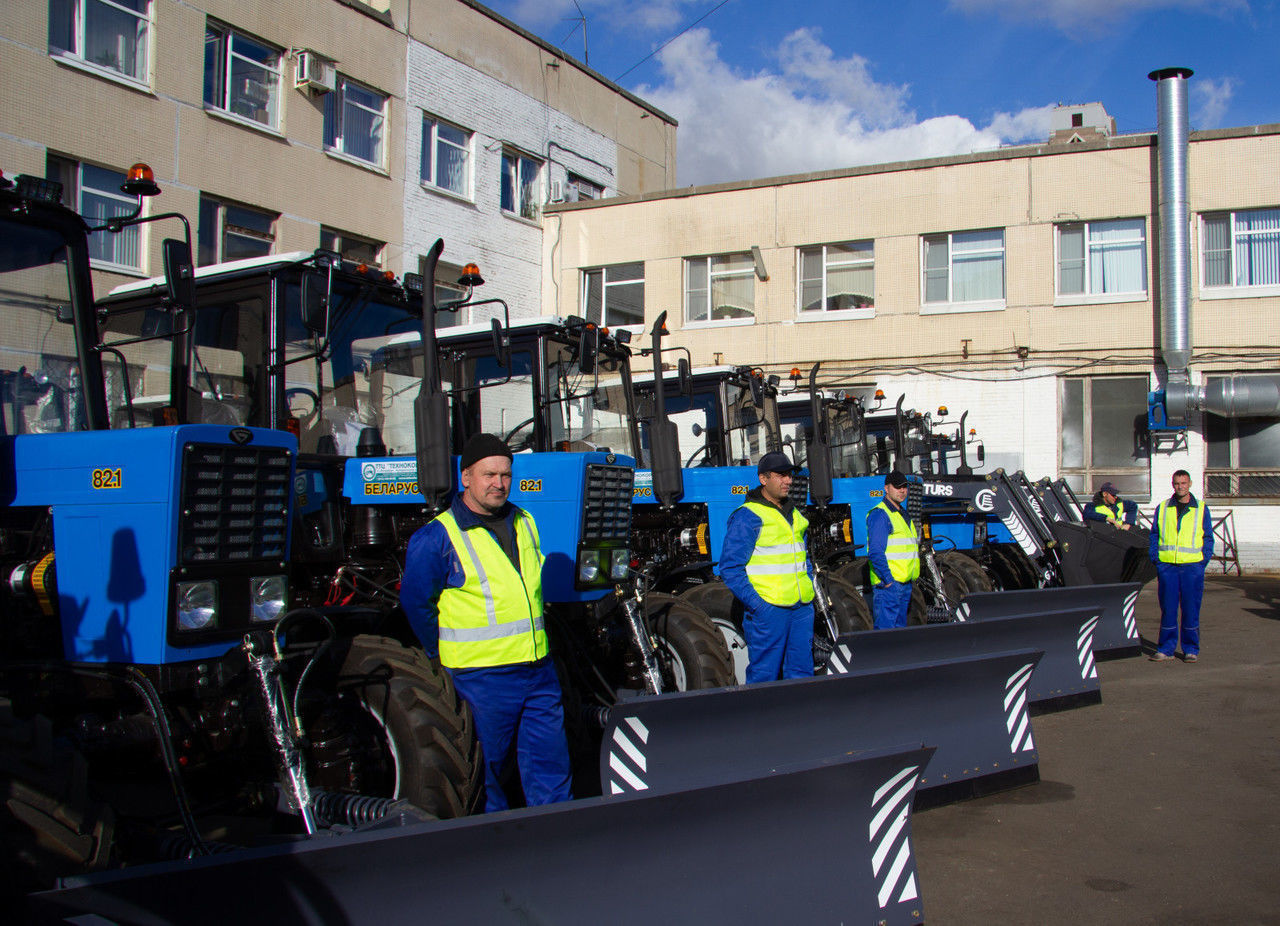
[561, 0, 588, 65]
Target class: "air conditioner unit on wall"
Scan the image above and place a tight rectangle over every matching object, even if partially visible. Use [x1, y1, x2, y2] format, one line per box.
[548, 179, 565, 203]
[295, 51, 335, 93]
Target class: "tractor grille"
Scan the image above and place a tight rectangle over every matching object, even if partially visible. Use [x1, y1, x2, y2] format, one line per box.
[906, 481, 923, 522]
[179, 443, 292, 564]
[789, 473, 809, 506]
[580, 464, 633, 543]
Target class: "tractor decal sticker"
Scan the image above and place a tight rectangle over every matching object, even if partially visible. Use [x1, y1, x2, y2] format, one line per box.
[607, 715, 650, 794]
[999, 512, 1038, 557]
[827, 643, 854, 675]
[870, 764, 921, 908]
[1123, 589, 1140, 639]
[1076, 615, 1101, 680]
[91, 467, 122, 489]
[1003, 663, 1036, 753]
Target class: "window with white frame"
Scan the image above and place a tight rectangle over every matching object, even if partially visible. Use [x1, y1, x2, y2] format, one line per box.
[922, 229, 1005, 309]
[197, 195, 276, 266]
[421, 115, 472, 198]
[1057, 218, 1147, 298]
[1202, 208, 1280, 290]
[321, 227, 382, 266]
[567, 173, 603, 202]
[48, 0, 150, 83]
[583, 263, 644, 328]
[798, 241, 874, 315]
[1059, 374, 1150, 498]
[46, 155, 140, 271]
[324, 77, 386, 166]
[500, 150, 542, 220]
[685, 253, 754, 324]
[202, 23, 281, 128]
[431, 260, 468, 329]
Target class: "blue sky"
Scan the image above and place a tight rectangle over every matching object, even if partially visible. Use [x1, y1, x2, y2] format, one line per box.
[486, 0, 1277, 187]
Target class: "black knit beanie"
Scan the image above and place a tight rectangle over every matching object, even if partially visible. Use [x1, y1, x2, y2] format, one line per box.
[460, 433, 514, 470]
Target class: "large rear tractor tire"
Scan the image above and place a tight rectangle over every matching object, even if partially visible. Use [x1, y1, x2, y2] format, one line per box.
[813, 571, 872, 672]
[645, 593, 735, 691]
[302, 635, 482, 820]
[938, 550, 995, 595]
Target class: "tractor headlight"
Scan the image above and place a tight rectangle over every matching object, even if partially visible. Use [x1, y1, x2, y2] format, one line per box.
[176, 581, 219, 631]
[578, 549, 601, 584]
[250, 575, 288, 623]
[609, 548, 630, 581]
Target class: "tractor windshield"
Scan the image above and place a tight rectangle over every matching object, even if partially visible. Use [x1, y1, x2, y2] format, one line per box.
[635, 375, 775, 469]
[0, 215, 88, 435]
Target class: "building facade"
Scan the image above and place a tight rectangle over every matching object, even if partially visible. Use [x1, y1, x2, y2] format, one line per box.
[543, 121, 1280, 568]
[0, 0, 676, 313]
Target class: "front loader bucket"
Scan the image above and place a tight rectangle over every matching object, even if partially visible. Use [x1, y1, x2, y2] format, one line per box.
[602, 649, 1042, 802]
[826, 609, 1104, 710]
[955, 583, 1142, 656]
[1048, 521, 1156, 586]
[30, 746, 934, 926]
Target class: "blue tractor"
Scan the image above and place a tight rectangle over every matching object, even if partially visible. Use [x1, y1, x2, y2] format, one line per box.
[97, 243, 731, 802]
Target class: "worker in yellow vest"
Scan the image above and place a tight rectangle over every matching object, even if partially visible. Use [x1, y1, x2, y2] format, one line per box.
[720, 451, 816, 683]
[1084, 481, 1138, 530]
[1147, 469, 1213, 663]
[401, 433, 571, 811]
[867, 470, 920, 629]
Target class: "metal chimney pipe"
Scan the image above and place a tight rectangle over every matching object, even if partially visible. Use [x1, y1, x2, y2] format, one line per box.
[1149, 67, 1194, 376]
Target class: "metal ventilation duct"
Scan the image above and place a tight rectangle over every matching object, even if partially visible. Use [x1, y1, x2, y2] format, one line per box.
[1150, 67, 1193, 376]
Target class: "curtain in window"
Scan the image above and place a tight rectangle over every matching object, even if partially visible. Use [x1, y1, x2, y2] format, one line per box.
[799, 248, 824, 311]
[951, 230, 1003, 302]
[81, 165, 138, 267]
[923, 237, 949, 302]
[710, 254, 754, 320]
[685, 260, 709, 322]
[436, 124, 469, 195]
[1235, 209, 1280, 286]
[1202, 214, 1231, 286]
[1089, 219, 1145, 294]
[342, 85, 383, 163]
[85, 0, 148, 80]
[1058, 225, 1086, 294]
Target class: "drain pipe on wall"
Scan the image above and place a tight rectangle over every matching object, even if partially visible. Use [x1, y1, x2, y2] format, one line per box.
[1150, 67, 1280, 427]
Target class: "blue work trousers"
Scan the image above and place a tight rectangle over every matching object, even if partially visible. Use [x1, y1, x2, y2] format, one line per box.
[448, 659, 573, 812]
[871, 581, 913, 630]
[1155, 561, 1204, 657]
[743, 600, 815, 684]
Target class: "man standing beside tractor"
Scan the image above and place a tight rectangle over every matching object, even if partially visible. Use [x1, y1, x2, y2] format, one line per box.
[720, 452, 816, 683]
[401, 433, 573, 811]
[867, 471, 921, 630]
[1148, 469, 1213, 663]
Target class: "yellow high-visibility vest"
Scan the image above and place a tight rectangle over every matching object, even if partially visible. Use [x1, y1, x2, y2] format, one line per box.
[741, 500, 815, 607]
[1093, 501, 1122, 522]
[1155, 499, 1206, 564]
[435, 508, 547, 669]
[868, 501, 921, 584]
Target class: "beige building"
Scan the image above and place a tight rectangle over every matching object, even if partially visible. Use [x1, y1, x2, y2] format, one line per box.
[0, 0, 676, 301]
[544, 120, 1280, 567]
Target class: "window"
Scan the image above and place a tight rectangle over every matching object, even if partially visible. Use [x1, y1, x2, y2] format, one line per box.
[49, 0, 150, 83]
[1205, 374, 1280, 498]
[46, 155, 140, 271]
[1202, 208, 1280, 292]
[1059, 375, 1150, 497]
[421, 116, 472, 198]
[582, 263, 643, 328]
[431, 260, 468, 329]
[321, 227, 382, 266]
[922, 229, 1005, 311]
[500, 150, 542, 220]
[197, 196, 275, 266]
[203, 23, 281, 128]
[567, 173, 603, 202]
[798, 241, 874, 316]
[324, 77, 386, 166]
[1057, 219, 1147, 298]
[685, 253, 754, 324]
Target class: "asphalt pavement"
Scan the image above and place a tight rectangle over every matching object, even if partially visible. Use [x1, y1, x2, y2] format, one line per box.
[912, 575, 1280, 925]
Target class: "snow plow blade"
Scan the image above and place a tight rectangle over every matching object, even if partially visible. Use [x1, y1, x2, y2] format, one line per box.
[602, 649, 1041, 802]
[29, 746, 933, 926]
[955, 583, 1142, 656]
[826, 609, 1103, 710]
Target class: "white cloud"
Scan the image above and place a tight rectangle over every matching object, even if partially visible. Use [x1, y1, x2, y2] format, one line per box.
[1192, 76, 1236, 128]
[948, 0, 1247, 31]
[634, 29, 1054, 187]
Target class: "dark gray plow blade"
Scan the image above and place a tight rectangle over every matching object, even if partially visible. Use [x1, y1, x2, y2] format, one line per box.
[602, 649, 1041, 803]
[954, 582, 1142, 656]
[826, 608, 1103, 710]
[30, 746, 934, 926]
